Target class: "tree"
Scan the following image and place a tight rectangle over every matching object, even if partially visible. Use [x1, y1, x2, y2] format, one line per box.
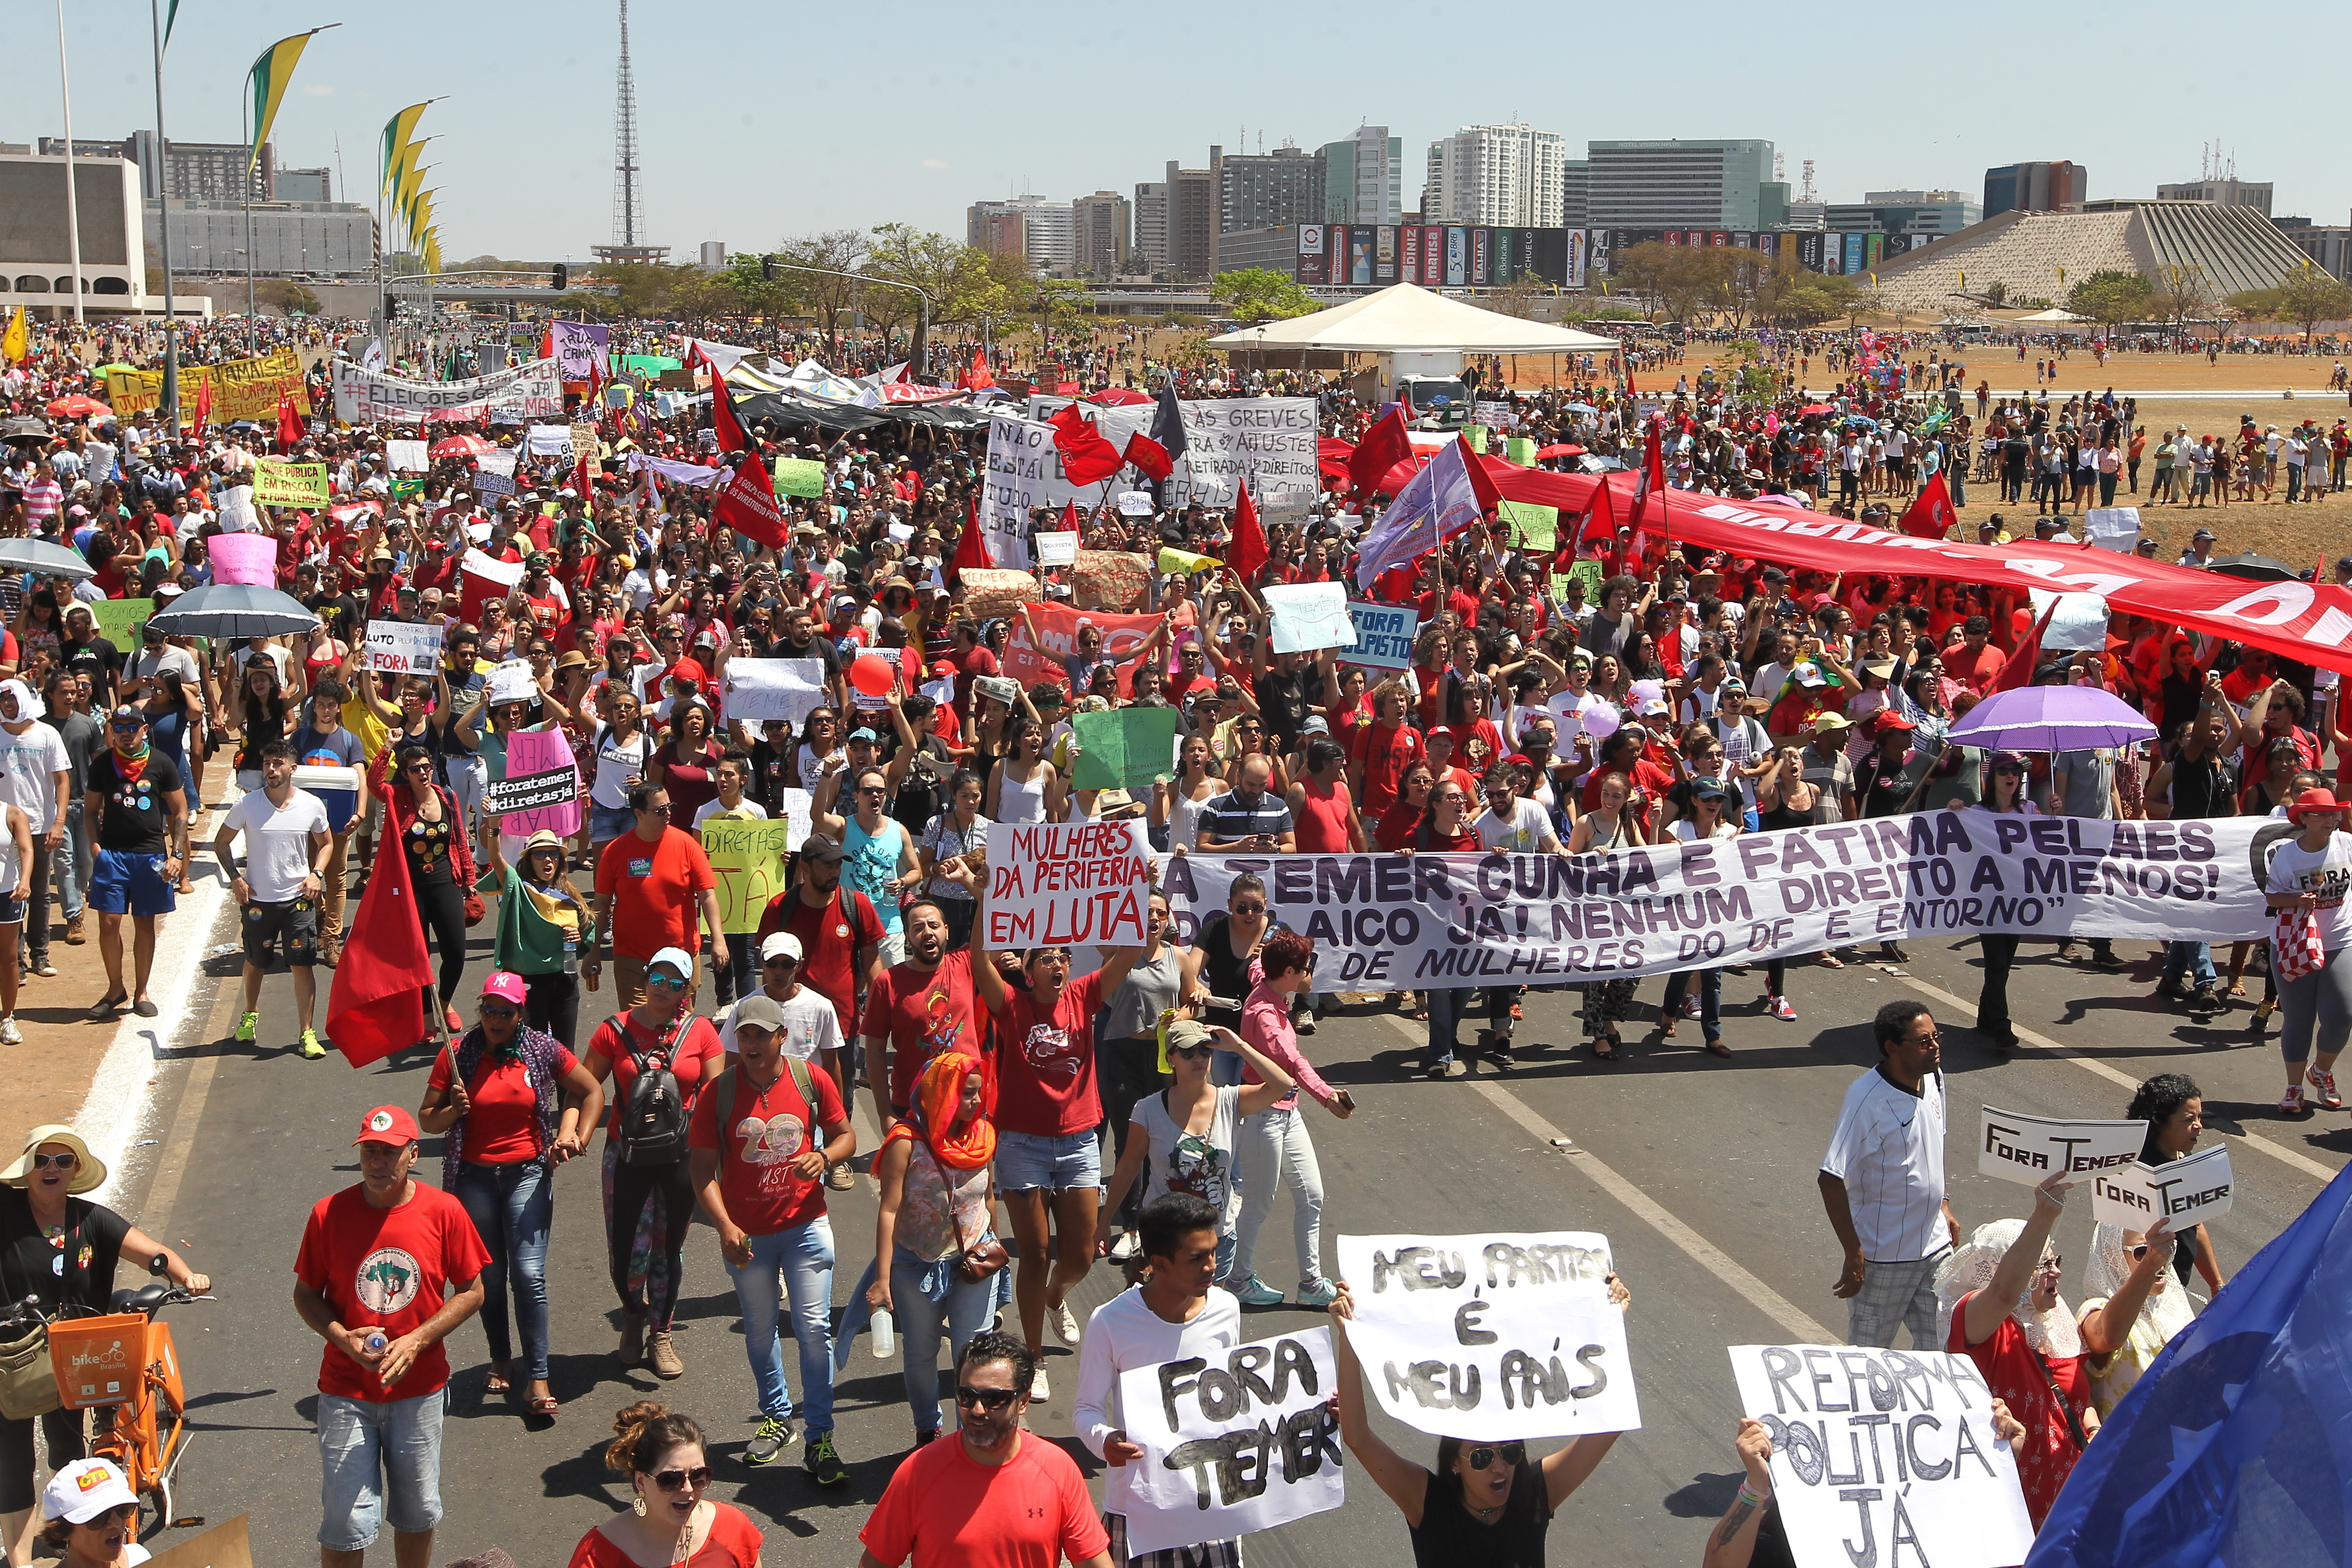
[723, 254, 796, 326]
[1753, 270, 1859, 328]
[863, 224, 997, 373]
[1715, 339, 1780, 403]
[2151, 261, 2215, 336]
[254, 278, 321, 316]
[775, 230, 870, 348]
[1209, 268, 1316, 325]
[2275, 265, 2352, 344]
[1487, 270, 1551, 320]
[2066, 270, 2154, 330]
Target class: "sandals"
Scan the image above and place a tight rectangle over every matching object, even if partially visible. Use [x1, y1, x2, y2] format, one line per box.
[1591, 1036, 1620, 1062]
[485, 1369, 512, 1395]
[87, 992, 127, 1021]
[527, 1394, 559, 1417]
[1659, 1019, 1678, 1041]
[1815, 953, 1845, 970]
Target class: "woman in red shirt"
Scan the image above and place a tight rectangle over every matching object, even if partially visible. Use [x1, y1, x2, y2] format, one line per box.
[570, 1401, 761, 1567]
[1401, 777, 1484, 1076]
[419, 970, 605, 1416]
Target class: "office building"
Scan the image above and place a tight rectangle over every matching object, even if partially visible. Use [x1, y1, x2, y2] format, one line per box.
[1320, 125, 1404, 226]
[1825, 190, 1982, 237]
[1422, 123, 1566, 228]
[1213, 144, 1324, 239]
[2156, 176, 2273, 217]
[698, 241, 727, 270]
[1213, 226, 1304, 279]
[1072, 191, 1130, 281]
[153, 199, 377, 278]
[88, 132, 278, 203]
[1983, 161, 2088, 219]
[1165, 159, 1214, 281]
[1132, 181, 1168, 274]
[1586, 140, 1776, 231]
[0, 151, 146, 305]
[1561, 160, 1589, 227]
[273, 166, 331, 203]
[2275, 215, 2352, 281]
[966, 196, 1072, 272]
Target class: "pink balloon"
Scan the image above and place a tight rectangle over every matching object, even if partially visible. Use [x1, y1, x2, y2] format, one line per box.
[1580, 703, 1620, 741]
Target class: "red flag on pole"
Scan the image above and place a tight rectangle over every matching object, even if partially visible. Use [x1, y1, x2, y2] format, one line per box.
[1992, 599, 2060, 693]
[275, 390, 305, 454]
[1122, 431, 1173, 482]
[1347, 407, 1413, 504]
[952, 492, 994, 576]
[1228, 478, 1268, 584]
[959, 349, 995, 391]
[324, 838, 434, 1066]
[1897, 469, 1958, 539]
[573, 447, 594, 503]
[1047, 404, 1124, 486]
[709, 366, 748, 455]
[714, 452, 790, 551]
[1057, 500, 1080, 533]
[190, 375, 211, 439]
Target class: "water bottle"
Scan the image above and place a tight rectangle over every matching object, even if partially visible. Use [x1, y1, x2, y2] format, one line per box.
[870, 1308, 894, 1361]
[362, 1328, 388, 1356]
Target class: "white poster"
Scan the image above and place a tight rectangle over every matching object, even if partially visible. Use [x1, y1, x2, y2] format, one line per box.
[980, 414, 1047, 570]
[333, 357, 564, 424]
[1727, 1344, 2035, 1568]
[1117, 491, 1157, 516]
[472, 450, 518, 497]
[981, 819, 1152, 950]
[2028, 589, 2109, 651]
[1117, 1327, 1347, 1556]
[1167, 398, 1320, 516]
[384, 439, 429, 474]
[1037, 531, 1080, 567]
[483, 659, 537, 704]
[721, 658, 829, 725]
[1976, 1106, 2146, 1187]
[525, 424, 575, 459]
[2084, 507, 2141, 553]
[2088, 1144, 2234, 1229]
[1263, 583, 1357, 655]
[1332, 1231, 1640, 1442]
[365, 619, 442, 675]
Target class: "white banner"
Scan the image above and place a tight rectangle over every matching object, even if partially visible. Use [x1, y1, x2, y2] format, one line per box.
[1335, 1231, 1637, 1442]
[1168, 398, 1319, 516]
[980, 414, 1047, 571]
[2084, 507, 2141, 552]
[1727, 1344, 2034, 1568]
[1117, 1328, 1346, 1556]
[526, 424, 575, 459]
[1473, 400, 1518, 430]
[483, 659, 537, 704]
[472, 450, 517, 497]
[1263, 583, 1356, 655]
[981, 819, 1152, 949]
[1037, 530, 1080, 567]
[1164, 814, 2272, 993]
[721, 658, 828, 725]
[365, 619, 441, 675]
[333, 357, 565, 425]
[2089, 1144, 2234, 1229]
[384, 439, 429, 473]
[2028, 589, 2109, 651]
[1976, 1106, 2145, 1187]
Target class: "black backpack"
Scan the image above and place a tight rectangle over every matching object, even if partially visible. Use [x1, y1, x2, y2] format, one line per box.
[610, 1014, 692, 1168]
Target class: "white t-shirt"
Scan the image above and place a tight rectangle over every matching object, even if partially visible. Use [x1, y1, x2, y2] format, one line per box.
[221, 786, 331, 903]
[691, 797, 768, 834]
[1475, 795, 1556, 853]
[0, 723, 69, 833]
[718, 984, 841, 1060]
[2264, 831, 2352, 950]
[589, 725, 655, 810]
[127, 645, 201, 689]
[1820, 1066, 1949, 1263]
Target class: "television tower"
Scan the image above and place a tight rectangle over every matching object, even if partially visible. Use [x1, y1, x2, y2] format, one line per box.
[612, 0, 644, 248]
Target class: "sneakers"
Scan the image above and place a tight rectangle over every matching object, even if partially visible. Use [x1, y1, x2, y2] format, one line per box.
[803, 1431, 847, 1486]
[1768, 995, 1798, 1022]
[1231, 1275, 1284, 1307]
[648, 1330, 684, 1379]
[2189, 985, 2221, 1014]
[1295, 1278, 1337, 1309]
[2280, 1084, 2307, 1115]
[1681, 993, 1703, 1019]
[744, 1416, 796, 1466]
[235, 1013, 258, 1045]
[298, 1029, 325, 1060]
[1293, 1013, 1317, 1036]
[2154, 980, 2190, 1003]
[1489, 1042, 1515, 1070]
[618, 1312, 646, 1367]
[30, 956, 54, 979]
[825, 1161, 856, 1191]
[1029, 1364, 1050, 1400]
[0, 1018, 19, 1046]
[2309, 1067, 2344, 1112]
[1052, 1301, 1082, 1346]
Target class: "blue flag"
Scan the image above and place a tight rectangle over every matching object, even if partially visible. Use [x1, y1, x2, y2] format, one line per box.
[1150, 369, 1189, 468]
[1353, 441, 1481, 589]
[2028, 1164, 2352, 1567]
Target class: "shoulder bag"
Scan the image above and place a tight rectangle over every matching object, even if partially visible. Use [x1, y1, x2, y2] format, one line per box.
[922, 1141, 1008, 1284]
[0, 1212, 80, 1420]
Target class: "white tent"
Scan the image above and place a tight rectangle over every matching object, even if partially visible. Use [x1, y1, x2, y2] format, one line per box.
[1205, 282, 1620, 353]
[2013, 306, 2089, 322]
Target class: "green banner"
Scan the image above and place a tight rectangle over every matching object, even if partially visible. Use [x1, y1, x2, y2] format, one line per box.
[1498, 499, 1557, 553]
[1070, 707, 1177, 794]
[1506, 436, 1536, 466]
[252, 459, 330, 507]
[93, 596, 152, 648]
[1570, 559, 1605, 599]
[773, 457, 826, 498]
[1465, 425, 1489, 453]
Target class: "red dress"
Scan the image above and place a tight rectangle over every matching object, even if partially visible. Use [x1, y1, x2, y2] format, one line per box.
[1948, 1295, 2087, 1528]
[568, 1504, 762, 1568]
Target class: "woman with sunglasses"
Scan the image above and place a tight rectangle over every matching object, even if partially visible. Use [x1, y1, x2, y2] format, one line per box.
[1180, 874, 1273, 1082]
[792, 708, 844, 793]
[572, 1401, 760, 1568]
[418, 971, 602, 1419]
[587, 687, 656, 858]
[2076, 1213, 2184, 1421]
[1969, 750, 2038, 1051]
[36, 1458, 151, 1568]
[1567, 771, 1646, 1062]
[385, 740, 476, 1038]
[1326, 1268, 1630, 1564]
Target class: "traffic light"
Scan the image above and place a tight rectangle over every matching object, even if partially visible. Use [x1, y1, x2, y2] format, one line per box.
[551, 263, 568, 291]
[383, 295, 401, 319]
[761, 255, 777, 282]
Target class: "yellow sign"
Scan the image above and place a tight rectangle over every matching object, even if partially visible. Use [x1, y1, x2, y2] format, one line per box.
[252, 459, 329, 506]
[701, 817, 796, 934]
[105, 347, 310, 423]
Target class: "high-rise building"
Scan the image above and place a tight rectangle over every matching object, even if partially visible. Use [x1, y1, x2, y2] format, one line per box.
[1072, 191, 1130, 281]
[1826, 190, 1982, 237]
[1213, 143, 1324, 240]
[104, 133, 274, 203]
[2156, 176, 2272, 217]
[1132, 182, 1169, 274]
[698, 241, 727, 270]
[273, 166, 331, 203]
[1165, 159, 1214, 281]
[967, 196, 1073, 272]
[1421, 123, 1566, 228]
[1586, 140, 1775, 230]
[1319, 125, 1403, 226]
[1983, 161, 2088, 219]
[1561, 160, 1589, 227]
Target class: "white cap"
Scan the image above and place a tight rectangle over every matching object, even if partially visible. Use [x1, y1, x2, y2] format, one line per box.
[43, 1458, 134, 1523]
[760, 931, 804, 963]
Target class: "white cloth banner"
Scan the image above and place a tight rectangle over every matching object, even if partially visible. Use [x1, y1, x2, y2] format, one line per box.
[1117, 1327, 1346, 1556]
[1263, 583, 1357, 654]
[1164, 813, 2272, 993]
[472, 450, 518, 497]
[1976, 1106, 2146, 1186]
[1727, 1344, 2035, 1568]
[1167, 398, 1319, 516]
[2084, 507, 2141, 552]
[385, 439, 429, 473]
[980, 415, 1048, 570]
[981, 820, 1152, 949]
[333, 357, 564, 424]
[366, 619, 442, 675]
[525, 424, 575, 458]
[2028, 589, 2110, 651]
[1334, 1231, 1639, 1442]
[721, 658, 828, 725]
[2088, 1143, 2234, 1228]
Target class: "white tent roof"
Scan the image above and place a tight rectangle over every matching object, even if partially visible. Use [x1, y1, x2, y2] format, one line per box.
[2013, 306, 2088, 322]
[1206, 282, 1620, 353]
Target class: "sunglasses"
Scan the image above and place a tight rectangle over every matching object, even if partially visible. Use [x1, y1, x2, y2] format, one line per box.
[955, 1384, 1019, 1411]
[27, 1152, 77, 1171]
[646, 972, 688, 988]
[2125, 1243, 2150, 1261]
[1466, 1442, 1526, 1470]
[478, 1004, 518, 1020]
[2036, 1254, 2065, 1273]
[1169, 1044, 1214, 1062]
[109, 721, 143, 734]
[650, 1466, 711, 1492]
[1232, 901, 1266, 916]
[637, 803, 672, 816]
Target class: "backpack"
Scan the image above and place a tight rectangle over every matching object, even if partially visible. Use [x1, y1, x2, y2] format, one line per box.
[609, 1013, 694, 1168]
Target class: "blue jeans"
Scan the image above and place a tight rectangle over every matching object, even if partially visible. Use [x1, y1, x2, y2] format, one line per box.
[1425, 987, 1473, 1066]
[2161, 942, 2217, 991]
[452, 1159, 552, 1381]
[1664, 968, 1723, 1044]
[885, 1245, 994, 1433]
[713, 931, 756, 1005]
[316, 1389, 445, 1551]
[53, 800, 84, 923]
[726, 1217, 836, 1431]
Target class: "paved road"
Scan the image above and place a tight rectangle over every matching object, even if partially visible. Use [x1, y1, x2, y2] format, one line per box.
[114, 905, 2341, 1568]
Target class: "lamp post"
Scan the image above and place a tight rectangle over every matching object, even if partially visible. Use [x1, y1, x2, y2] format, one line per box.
[53, 0, 85, 329]
[147, 0, 177, 428]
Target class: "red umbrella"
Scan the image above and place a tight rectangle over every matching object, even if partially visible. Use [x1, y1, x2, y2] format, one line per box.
[44, 394, 109, 419]
[1085, 388, 1152, 406]
[1535, 443, 1585, 459]
[430, 434, 494, 459]
[1800, 403, 1836, 415]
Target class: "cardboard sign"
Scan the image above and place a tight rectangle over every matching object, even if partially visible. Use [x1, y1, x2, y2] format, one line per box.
[2089, 1144, 2234, 1229]
[1976, 1106, 2146, 1186]
[1264, 583, 1357, 655]
[1344, 602, 1419, 669]
[982, 819, 1152, 949]
[703, 816, 797, 933]
[366, 619, 441, 675]
[1727, 1345, 2034, 1568]
[1569, 559, 1606, 600]
[1332, 1231, 1640, 1441]
[774, 457, 827, 498]
[1037, 530, 1080, 567]
[1117, 490, 1156, 516]
[472, 450, 518, 497]
[492, 727, 581, 836]
[1499, 499, 1557, 553]
[139, 1513, 253, 1568]
[1117, 1327, 1347, 1556]
[483, 659, 537, 704]
[1506, 437, 1537, 466]
[252, 459, 329, 507]
[1071, 707, 1178, 793]
[722, 658, 828, 725]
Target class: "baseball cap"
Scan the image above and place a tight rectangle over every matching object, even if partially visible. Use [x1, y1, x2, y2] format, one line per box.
[1166, 1019, 1215, 1056]
[480, 971, 527, 1005]
[797, 833, 847, 865]
[1302, 714, 1330, 735]
[1692, 778, 1728, 801]
[42, 1458, 135, 1525]
[1811, 711, 1851, 734]
[645, 946, 695, 983]
[760, 931, 804, 963]
[2193, 527, 2217, 541]
[730, 994, 787, 1034]
[354, 1104, 421, 1147]
[1793, 662, 1826, 687]
[1873, 712, 1917, 735]
[1637, 697, 1669, 716]
[848, 726, 881, 744]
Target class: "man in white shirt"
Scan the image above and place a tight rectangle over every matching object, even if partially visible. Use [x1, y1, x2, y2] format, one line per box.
[213, 742, 333, 1058]
[717, 933, 843, 1079]
[0, 680, 71, 980]
[1819, 1000, 1957, 1348]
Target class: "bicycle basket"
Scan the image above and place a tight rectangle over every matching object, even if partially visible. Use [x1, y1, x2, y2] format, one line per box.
[50, 1313, 147, 1409]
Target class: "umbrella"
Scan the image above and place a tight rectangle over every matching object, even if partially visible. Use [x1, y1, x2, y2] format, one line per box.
[1945, 686, 2156, 753]
[2206, 551, 2297, 583]
[93, 363, 134, 375]
[43, 395, 108, 420]
[1564, 402, 1598, 415]
[0, 539, 94, 581]
[430, 434, 494, 459]
[1536, 443, 1586, 459]
[1842, 415, 1879, 431]
[0, 417, 48, 446]
[144, 583, 318, 639]
[1085, 388, 1152, 407]
[1800, 402, 1837, 415]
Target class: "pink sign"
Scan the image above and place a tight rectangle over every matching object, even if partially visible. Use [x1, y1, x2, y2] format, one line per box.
[208, 531, 279, 586]
[495, 725, 582, 837]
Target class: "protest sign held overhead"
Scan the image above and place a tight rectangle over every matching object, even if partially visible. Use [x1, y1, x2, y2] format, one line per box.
[703, 818, 798, 933]
[1976, 1107, 2147, 1187]
[1037, 529, 1080, 567]
[980, 414, 1048, 570]
[251, 459, 329, 507]
[1727, 1344, 2034, 1568]
[1333, 1231, 1640, 1441]
[1263, 583, 1356, 655]
[489, 727, 581, 837]
[1344, 602, 1419, 669]
[982, 819, 1152, 949]
[2088, 1143, 2234, 1229]
[484, 764, 578, 816]
[721, 658, 828, 725]
[483, 660, 537, 705]
[1070, 707, 1178, 794]
[367, 620, 442, 675]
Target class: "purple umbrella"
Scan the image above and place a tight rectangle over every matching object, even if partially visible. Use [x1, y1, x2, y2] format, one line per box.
[1945, 685, 2156, 752]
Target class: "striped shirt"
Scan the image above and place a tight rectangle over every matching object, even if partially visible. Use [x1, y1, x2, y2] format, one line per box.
[1197, 786, 1292, 845]
[1820, 1066, 1948, 1262]
[20, 478, 61, 531]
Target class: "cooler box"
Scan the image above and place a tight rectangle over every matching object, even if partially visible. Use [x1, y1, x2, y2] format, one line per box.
[50, 1312, 151, 1409]
[294, 765, 361, 832]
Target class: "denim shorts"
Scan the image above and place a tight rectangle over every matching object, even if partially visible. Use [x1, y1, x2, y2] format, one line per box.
[317, 1387, 445, 1550]
[589, 801, 634, 843]
[994, 1128, 1102, 1193]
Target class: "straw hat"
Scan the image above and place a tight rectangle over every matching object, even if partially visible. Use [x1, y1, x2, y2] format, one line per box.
[1, 1125, 106, 1194]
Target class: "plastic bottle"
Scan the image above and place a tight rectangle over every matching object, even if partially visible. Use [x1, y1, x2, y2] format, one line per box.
[362, 1329, 388, 1356]
[871, 1308, 895, 1361]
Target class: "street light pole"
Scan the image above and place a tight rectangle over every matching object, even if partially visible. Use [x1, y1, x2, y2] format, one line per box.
[148, 0, 177, 430]
[759, 256, 930, 377]
[53, 0, 85, 329]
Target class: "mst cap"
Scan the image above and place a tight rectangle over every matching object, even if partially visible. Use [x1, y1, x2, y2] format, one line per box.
[354, 1105, 421, 1146]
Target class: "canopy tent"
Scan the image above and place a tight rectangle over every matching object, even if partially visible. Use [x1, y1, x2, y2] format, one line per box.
[1204, 282, 1620, 354]
[2013, 306, 2089, 322]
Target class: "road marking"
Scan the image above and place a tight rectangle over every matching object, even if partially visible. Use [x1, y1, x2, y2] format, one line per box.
[141, 974, 247, 1239]
[1895, 975, 2338, 1183]
[1383, 1017, 1834, 1341]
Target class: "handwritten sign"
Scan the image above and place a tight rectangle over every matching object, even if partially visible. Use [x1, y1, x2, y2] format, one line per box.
[207, 531, 278, 586]
[1037, 530, 1080, 567]
[723, 658, 828, 725]
[774, 457, 826, 498]
[92, 597, 151, 648]
[1499, 499, 1557, 553]
[982, 819, 1151, 949]
[366, 619, 441, 675]
[2089, 1144, 2234, 1229]
[1262, 583, 1356, 656]
[980, 414, 1047, 570]
[485, 765, 576, 816]
[1976, 1106, 2145, 1187]
[1117, 1328, 1346, 1557]
[1727, 1344, 2034, 1568]
[849, 646, 901, 711]
[494, 727, 581, 837]
[483, 659, 537, 704]
[703, 817, 796, 934]
[1332, 1230, 1640, 1441]
[472, 450, 518, 497]
[1117, 490, 1156, 516]
[251, 459, 329, 507]
[1506, 437, 1536, 466]
[1344, 602, 1419, 670]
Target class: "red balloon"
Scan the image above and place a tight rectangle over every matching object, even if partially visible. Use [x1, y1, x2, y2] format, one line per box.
[850, 654, 894, 698]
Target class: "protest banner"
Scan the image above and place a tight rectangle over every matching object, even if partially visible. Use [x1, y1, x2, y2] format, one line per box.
[2089, 1143, 2234, 1229]
[1474, 400, 1518, 431]
[550, 320, 610, 382]
[1117, 1327, 1346, 1556]
[982, 819, 1152, 948]
[1001, 601, 1165, 694]
[1264, 584, 1356, 655]
[494, 727, 581, 837]
[333, 357, 564, 424]
[107, 348, 307, 422]
[458, 550, 527, 626]
[2029, 589, 2109, 651]
[1570, 559, 1606, 600]
[1165, 812, 2273, 993]
[93, 597, 150, 647]
[385, 438, 429, 473]
[956, 569, 1033, 623]
[571, 421, 600, 463]
[1333, 1231, 1640, 1441]
[721, 658, 828, 725]
[1071, 551, 1152, 612]
[485, 764, 578, 815]
[1037, 530, 1080, 567]
[251, 459, 329, 507]
[526, 424, 574, 458]
[980, 414, 1050, 569]
[483, 659, 537, 704]
[1118, 490, 1156, 515]
[1071, 707, 1178, 793]
[1727, 1344, 2034, 1568]
[208, 532, 277, 587]
[1977, 1106, 2146, 1186]
[1165, 398, 1320, 516]
[1499, 499, 1557, 553]
[703, 818, 798, 933]
[472, 451, 518, 497]
[1344, 602, 1419, 670]
[366, 619, 442, 675]
[773, 456, 826, 498]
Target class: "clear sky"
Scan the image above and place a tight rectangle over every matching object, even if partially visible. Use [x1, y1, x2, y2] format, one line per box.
[21, 1, 2342, 263]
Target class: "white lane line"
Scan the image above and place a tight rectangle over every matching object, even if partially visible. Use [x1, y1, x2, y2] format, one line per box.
[137, 970, 245, 1239]
[1382, 1017, 1834, 1342]
[1895, 975, 2338, 1183]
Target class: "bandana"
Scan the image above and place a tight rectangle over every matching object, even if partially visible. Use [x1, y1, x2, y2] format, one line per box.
[883, 1050, 994, 1171]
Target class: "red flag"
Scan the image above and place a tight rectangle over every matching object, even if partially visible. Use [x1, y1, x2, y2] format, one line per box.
[709, 367, 748, 455]
[959, 349, 995, 391]
[1897, 469, 1958, 539]
[190, 375, 211, 438]
[1347, 407, 1413, 503]
[1056, 500, 1080, 533]
[1456, 432, 1502, 516]
[951, 492, 993, 575]
[275, 390, 305, 455]
[1122, 431, 1173, 482]
[1047, 404, 1124, 486]
[1626, 419, 1664, 543]
[573, 447, 594, 503]
[539, 326, 554, 362]
[714, 452, 790, 551]
[325, 834, 434, 1066]
[1228, 478, 1268, 584]
[1992, 599, 2059, 693]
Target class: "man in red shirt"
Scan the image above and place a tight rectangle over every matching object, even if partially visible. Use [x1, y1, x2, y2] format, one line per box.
[757, 834, 884, 1049]
[858, 900, 981, 1131]
[294, 1104, 488, 1568]
[1943, 614, 2009, 697]
[1346, 683, 1422, 815]
[588, 783, 726, 1008]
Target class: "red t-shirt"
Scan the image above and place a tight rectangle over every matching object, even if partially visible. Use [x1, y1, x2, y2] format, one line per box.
[594, 827, 717, 960]
[687, 1058, 847, 1236]
[586, 1012, 726, 1141]
[570, 1505, 762, 1568]
[1948, 1296, 2088, 1528]
[858, 1431, 1110, 1568]
[426, 1044, 580, 1164]
[988, 969, 1106, 1137]
[1348, 720, 1422, 814]
[293, 1182, 492, 1404]
[757, 887, 883, 1036]
[859, 950, 983, 1112]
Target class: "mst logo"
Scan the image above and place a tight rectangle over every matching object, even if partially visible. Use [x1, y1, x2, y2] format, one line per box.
[354, 1247, 422, 1314]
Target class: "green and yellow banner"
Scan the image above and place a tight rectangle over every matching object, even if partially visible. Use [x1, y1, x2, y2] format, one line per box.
[246, 28, 335, 177]
[106, 347, 308, 422]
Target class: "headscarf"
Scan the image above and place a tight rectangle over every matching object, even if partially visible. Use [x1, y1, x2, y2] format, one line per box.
[2081, 1221, 2192, 1347]
[883, 1049, 993, 1170]
[1935, 1216, 2083, 1360]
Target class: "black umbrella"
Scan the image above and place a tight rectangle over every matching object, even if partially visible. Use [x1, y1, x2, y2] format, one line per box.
[2207, 552, 2297, 582]
[145, 583, 318, 639]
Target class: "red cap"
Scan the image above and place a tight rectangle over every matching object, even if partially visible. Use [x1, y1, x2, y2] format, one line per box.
[354, 1105, 421, 1147]
[1873, 711, 1917, 735]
